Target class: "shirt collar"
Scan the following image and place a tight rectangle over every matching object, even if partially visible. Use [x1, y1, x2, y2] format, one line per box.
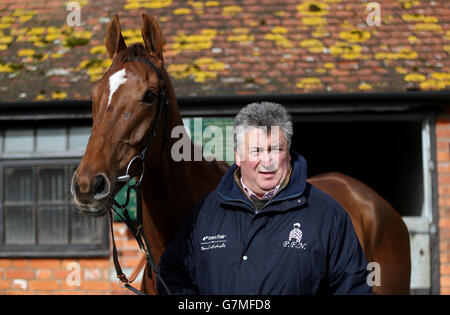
[240, 177, 281, 201]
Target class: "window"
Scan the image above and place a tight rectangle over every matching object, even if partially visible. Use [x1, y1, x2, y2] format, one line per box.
[0, 126, 109, 257]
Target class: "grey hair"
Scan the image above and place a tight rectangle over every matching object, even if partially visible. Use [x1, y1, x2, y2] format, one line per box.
[233, 102, 293, 151]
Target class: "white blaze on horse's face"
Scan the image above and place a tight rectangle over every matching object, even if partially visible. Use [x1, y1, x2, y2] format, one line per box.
[107, 68, 127, 107]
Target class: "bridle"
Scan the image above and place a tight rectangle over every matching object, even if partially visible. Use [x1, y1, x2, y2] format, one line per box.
[109, 56, 171, 295]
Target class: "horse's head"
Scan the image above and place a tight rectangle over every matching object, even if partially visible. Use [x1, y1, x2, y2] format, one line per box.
[71, 14, 167, 216]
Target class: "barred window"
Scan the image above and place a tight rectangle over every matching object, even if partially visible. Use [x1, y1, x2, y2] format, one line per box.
[0, 126, 109, 257]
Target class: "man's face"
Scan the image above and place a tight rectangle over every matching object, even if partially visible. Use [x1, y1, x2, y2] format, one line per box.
[235, 126, 291, 197]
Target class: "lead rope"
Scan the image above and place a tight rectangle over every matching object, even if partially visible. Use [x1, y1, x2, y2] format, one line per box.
[110, 182, 171, 295]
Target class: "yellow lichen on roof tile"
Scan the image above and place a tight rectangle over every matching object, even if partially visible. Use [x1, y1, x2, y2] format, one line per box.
[205, 1, 219, 7]
[302, 17, 327, 26]
[124, 0, 172, 10]
[0, 63, 14, 73]
[431, 72, 450, 82]
[445, 31, 450, 41]
[52, 91, 68, 100]
[297, 2, 329, 16]
[90, 45, 107, 55]
[359, 83, 372, 91]
[174, 8, 191, 15]
[122, 29, 143, 46]
[408, 35, 418, 44]
[12, 9, 36, 23]
[0, 36, 13, 45]
[339, 30, 371, 43]
[399, 0, 420, 9]
[444, 45, 450, 54]
[415, 23, 442, 32]
[395, 66, 408, 74]
[272, 27, 288, 34]
[401, 14, 438, 23]
[168, 58, 226, 83]
[78, 59, 112, 82]
[18, 49, 35, 57]
[404, 73, 426, 82]
[375, 48, 418, 60]
[420, 73, 450, 90]
[312, 27, 329, 38]
[171, 29, 217, 53]
[222, 6, 242, 16]
[296, 77, 322, 89]
[34, 93, 48, 101]
[330, 42, 362, 59]
[297, 1, 329, 26]
[300, 39, 324, 53]
[265, 27, 293, 48]
[228, 28, 254, 43]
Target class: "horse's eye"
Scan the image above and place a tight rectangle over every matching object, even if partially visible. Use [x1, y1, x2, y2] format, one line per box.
[142, 90, 157, 103]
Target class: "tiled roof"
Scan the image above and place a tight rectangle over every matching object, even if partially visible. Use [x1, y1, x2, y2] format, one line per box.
[0, 0, 449, 102]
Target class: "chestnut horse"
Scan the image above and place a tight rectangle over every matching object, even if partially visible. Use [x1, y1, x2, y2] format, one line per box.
[71, 14, 410, 295]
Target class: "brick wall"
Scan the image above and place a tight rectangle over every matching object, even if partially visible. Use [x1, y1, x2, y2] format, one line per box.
[436, 114, 450, 295]
[0, 222, 142, 295]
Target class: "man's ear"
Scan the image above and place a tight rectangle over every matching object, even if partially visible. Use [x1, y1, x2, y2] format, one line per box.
[141, 14, 164, 61]
[105, 15, 127, 59]
[235, 150, 241, 167]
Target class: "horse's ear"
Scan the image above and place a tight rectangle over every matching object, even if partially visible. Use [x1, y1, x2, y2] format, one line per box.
[141, 14, 164, 61]
[105, 15, 127, 59]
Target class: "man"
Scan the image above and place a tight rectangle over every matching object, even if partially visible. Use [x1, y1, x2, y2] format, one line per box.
[157, 102, 372, 295]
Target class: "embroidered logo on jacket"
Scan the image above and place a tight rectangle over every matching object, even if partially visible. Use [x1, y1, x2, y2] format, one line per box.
[200, 234, 227, 251]
[283, 222, 307, 250]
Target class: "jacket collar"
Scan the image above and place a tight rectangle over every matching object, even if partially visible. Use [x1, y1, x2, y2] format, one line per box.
[216, 150, 308, 212]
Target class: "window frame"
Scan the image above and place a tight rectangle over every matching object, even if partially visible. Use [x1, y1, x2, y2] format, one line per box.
[0, 128, 109, 258]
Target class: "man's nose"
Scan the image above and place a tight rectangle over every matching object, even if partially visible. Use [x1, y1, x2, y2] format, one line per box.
[260, 151, 271, 164]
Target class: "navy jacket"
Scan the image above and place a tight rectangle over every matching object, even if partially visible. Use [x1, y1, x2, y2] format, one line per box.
[157, 151, 372, 295]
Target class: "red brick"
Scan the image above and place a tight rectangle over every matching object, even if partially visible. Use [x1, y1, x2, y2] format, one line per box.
[441, 287, 450, 295]
[441, 253, 450, 264]
[12, 260, 29, 268]
[0, 260, 12, 268]
[438, 163, 450, 173]
[54, 269, 71, 280]
[437, 129, 450, 139]
[78, 259, 110, 268]
[441, 263, 450, 276]
[441, 276, 450, 288]
[438, 174, 450, 184]
[29, 259, 60, 269]
[5, 270, 35, 280]
[0, 280, 11, 290]
[28, 280, 59, 291]
[440, 218, 450, 229]
[80, 280, 111, 291]
[36, 269, 53, 280]
[437, 141, 450, 152]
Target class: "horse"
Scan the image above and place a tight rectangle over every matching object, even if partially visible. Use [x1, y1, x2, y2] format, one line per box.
[71, 14, 410, 295]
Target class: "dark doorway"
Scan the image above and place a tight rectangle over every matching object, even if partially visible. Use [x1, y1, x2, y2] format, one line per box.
[291, 120, 423, 217]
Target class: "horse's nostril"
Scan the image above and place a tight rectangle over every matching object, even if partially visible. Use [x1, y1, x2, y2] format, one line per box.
[93, 173, 110, 200]
[93, 175, 106, 194]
